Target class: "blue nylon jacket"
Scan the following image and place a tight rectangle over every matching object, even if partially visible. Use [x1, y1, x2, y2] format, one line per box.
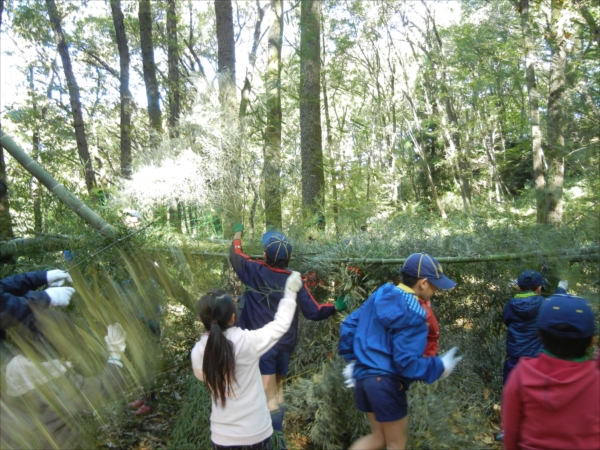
[338, 283, 444, 384]
[229, 239, 336, 352]
[502, 292, 544, 358]
[0, 271, 50, 340]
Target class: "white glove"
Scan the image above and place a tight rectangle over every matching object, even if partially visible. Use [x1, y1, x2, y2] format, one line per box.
[558, 280, 569, 291]
[285, 271, 303, 293]
[105, 323, 127, 367]
[45, 287, 75, 307]
[46, 269, 73, 287]
[343, 361, 356, 388]
[439, 346, 464, 380]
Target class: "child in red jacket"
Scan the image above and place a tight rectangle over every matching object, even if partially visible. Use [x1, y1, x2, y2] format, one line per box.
[502, 294, 599, 450]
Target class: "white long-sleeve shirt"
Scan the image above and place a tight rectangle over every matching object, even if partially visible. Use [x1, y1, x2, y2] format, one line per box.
[190, 290, 297, 446]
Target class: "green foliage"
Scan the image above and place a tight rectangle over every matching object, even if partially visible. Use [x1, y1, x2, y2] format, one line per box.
[169, 377, 212, 450]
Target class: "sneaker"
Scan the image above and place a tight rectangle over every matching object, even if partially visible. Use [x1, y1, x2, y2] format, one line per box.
[128, 398, 145, 410]
[495, 430, 504, 441]
[135, 404, 152, 416]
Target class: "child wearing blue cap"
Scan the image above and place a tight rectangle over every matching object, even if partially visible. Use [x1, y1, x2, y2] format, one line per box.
[229, 224, 346, 449]
[502, 294, 599, 450]
[339, 252, 464, 450]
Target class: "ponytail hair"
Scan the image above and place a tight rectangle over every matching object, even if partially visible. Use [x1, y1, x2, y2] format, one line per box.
[197, 289, 237, 407]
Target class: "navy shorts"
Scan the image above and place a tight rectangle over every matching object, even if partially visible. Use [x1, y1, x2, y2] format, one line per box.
[259, 347, 291, 376]
[355, 376, 408, 422]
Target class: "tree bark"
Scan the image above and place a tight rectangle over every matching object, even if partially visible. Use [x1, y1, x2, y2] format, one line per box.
[322, 53, 338, 235]
[214, 0, 237, 113]
[45, 0, 97, 193]
[263, 0, 283, 230]
[513, 0, 546, 222]
[300, 0, 325, 228]
[139, 0, 163, 138]
[0, 130, 117, 237]
[29, 67, 43, 232]
[239, 0, 265, 120]
[544, 0, 569, 225]
[167, 0, 180, 136]
[109, 0, 133, 179]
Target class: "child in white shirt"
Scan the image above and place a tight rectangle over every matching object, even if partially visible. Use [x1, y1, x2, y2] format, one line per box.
[191, 271, 302, 450]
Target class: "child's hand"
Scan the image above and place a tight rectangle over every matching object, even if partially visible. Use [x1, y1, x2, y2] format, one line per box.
[439, 346, 464, 380]
[285, 271, 303, 293]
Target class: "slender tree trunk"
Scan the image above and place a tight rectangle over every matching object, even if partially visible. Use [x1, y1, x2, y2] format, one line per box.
[300, 0, 325, 228]
[263, 0, 283, 230]
[544, 0, 569, 225]
[167, 0, 180, 135]
[46, 0, 96, 192]
[239, 0, 265, 120]
[0, 0, 15, 243]
[28, 67, 43, 232]
[322, 60, 338, 235]
[110, 0, 133, 179]
[214, 0, 237, 113]
[139, 0, 163, 139]
[514, 0, 545, 222]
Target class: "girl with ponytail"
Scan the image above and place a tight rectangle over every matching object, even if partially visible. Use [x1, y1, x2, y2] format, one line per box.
[191, 271, 303, 450]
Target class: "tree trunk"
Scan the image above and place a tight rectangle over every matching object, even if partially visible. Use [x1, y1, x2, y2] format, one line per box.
[167, 0, 180, 136]
[0, 0, 15, 243]
[239, 0, 265, 120]
[109, 0, 133, 179]
[45, 0, 96, 192]
[263, 0, 283, 230]
[300, 0, 325, 228]
[214, 0, 237, 113]
[322, 60, 339, 235]
[514, 0, 546, 222]
[29, 67, 43, 232]
[544, 0, 569, 225]
[139, 0, 163, 138]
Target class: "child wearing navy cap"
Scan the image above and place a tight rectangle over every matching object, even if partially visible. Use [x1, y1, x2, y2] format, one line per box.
[502, 294, 599, 450]
[229, 224, 346, 449]
[339, 252, 464, 450]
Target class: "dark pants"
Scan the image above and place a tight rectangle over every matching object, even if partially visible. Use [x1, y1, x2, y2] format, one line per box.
[212, 436, 271, 450]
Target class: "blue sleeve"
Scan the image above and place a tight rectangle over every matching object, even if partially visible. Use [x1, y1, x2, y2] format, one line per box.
[1, 287, 50, 331]
[392, 322, 444, 383]
[229, 239, 256, 286]
[296, 283, 336, 321]
[338, 309, 360, 361]
[502, 302, 513, 325]
[0, 271, 48, 296]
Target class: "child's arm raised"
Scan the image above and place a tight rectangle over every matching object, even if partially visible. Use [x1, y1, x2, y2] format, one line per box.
[247, 272, 301, 356]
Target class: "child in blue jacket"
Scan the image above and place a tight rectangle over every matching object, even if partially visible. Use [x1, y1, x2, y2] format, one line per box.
[229, 224, 346, 449]
[339, 253, 463, 450]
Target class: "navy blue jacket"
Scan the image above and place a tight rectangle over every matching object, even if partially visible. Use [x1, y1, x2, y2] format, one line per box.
[339, 283, 444, 384]
[229, 239, 336, 352]
[0, 271, 50, 340]
[502, 292, 544, 359]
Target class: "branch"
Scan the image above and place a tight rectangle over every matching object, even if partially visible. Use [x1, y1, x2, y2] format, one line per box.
[82, 49, 119, 79]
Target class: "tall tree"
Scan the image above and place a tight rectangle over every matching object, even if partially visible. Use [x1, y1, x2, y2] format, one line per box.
[109, 0, 133, 179]
[239, 0, 265, 120]
[45, 0, 97, 192]
[214, 0, 237, 113]
[0, 0, 14, 241]
[167, 0, 182, 232]
[300, 0, 325, 227]
[139, 0, 163, 138]
[263, 0, 283, 229]
[512, 0, 545, 222]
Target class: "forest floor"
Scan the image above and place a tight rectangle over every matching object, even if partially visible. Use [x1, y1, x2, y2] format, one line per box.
[96, 305, 504, 450]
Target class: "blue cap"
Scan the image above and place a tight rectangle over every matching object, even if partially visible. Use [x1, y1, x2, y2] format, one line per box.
[262, 231, 292, 261]
[400, 252, 456, 290]
[518, 269, 544, 287]
[539, 294, 596, 338]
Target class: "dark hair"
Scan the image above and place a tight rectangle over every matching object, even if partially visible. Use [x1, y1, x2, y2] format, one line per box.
[197, 289, 237, 407]
[266, 257, 290, 270]
[518, 285, 541, 292]
[0, 179, 7, 198]
[401, 272, 421, 289]
[539, 326, 592, 359]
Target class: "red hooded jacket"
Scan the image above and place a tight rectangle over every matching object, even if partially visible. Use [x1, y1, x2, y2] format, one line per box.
[502, 352, 600, 450]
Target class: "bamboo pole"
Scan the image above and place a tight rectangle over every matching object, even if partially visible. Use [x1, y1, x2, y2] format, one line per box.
[0, 129, 117, 237]
[146, 246, 600, 265]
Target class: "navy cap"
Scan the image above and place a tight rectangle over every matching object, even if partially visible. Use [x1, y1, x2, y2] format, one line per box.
[400, 253, 456, 290]
[262, 231, 292, 261]
[517, 269, 544, 287]
[539, 294, 596, 339]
